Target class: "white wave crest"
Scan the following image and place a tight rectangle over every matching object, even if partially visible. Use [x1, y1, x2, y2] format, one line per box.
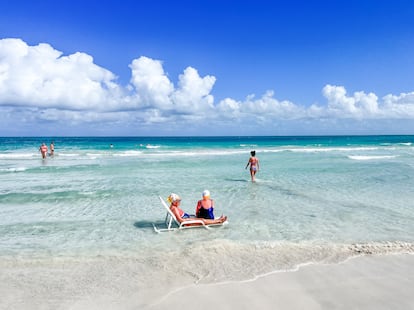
[0, 153, 37, 159]
[116, 151, 144, 157]
[348, 155, 397, 161]
[0, 167, 27, 172]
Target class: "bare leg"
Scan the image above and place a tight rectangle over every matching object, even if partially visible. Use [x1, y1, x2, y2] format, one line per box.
[250, 169, 256, 182]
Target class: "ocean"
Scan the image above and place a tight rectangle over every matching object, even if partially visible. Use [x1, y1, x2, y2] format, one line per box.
[0, 136, 413, 285]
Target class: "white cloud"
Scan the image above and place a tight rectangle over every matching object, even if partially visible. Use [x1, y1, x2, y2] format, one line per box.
[322, 84, 379, 118]
[321, 84, 414, 119]
[1, 38, 414, 135]
[171, 67, 216, 114]
[0, 38, 123, 111]
[382, 92, 414, 118]
[129, 56, 173, 109]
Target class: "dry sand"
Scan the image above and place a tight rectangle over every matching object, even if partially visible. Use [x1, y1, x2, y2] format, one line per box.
[147, 254, 414, 310]
[1, 254, 413, 310]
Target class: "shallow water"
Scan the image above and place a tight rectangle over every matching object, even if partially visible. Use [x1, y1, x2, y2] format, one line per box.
[0, 136, 413, 281]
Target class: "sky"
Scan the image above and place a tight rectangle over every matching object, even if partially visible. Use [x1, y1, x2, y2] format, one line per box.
[0, 0, 414, 136]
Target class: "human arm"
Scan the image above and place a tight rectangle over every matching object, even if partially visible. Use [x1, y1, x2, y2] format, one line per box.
[245, 158, 251, 169]
[195, 200, 201, 217]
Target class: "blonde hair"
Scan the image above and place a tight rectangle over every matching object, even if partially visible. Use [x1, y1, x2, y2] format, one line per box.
[167, 193, 181, 203]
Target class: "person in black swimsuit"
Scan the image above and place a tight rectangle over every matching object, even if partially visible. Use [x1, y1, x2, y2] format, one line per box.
[195, 190, 215, 219]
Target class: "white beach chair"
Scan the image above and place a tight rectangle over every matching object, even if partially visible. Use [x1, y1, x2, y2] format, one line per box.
[153, 196, 228, 233]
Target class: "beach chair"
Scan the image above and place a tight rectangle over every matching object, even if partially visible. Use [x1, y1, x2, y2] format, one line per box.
[153, 196, 228, 233]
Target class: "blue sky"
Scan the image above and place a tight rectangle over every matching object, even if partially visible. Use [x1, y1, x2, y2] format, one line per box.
[0, 0, 414, 136]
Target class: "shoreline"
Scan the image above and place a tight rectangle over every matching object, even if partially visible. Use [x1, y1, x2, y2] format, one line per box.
[0, 253, 413, 309]
[146, 253, 414, 310]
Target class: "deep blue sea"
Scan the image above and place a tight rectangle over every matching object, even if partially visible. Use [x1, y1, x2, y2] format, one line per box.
[0, 136, 413, 282]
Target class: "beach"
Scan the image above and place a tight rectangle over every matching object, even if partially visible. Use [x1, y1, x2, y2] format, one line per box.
[0, 136, 413, 309]
[0, 254, 413, 309]
[149, 254, 414, 310]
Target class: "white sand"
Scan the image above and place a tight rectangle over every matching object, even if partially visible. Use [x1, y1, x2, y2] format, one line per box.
[148, 254, 414, 310]
[0, 254, 413, 310]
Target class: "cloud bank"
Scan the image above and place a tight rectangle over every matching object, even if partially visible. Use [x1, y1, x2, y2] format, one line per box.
[0, 38, 413, 135]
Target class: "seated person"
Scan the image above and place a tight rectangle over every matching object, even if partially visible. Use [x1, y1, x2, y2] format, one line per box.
[167, 193, 227, 225]
[167, 193, 194, 219]
[195, 190, 215, 219]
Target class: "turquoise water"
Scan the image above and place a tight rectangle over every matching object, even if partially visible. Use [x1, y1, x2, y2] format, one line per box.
[0, 136, 413, 280]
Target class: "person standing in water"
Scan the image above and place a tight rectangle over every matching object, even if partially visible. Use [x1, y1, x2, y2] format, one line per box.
[39, 143, 48, 159]
[49, 141, 55, 156]
[245, 150, 259, 182]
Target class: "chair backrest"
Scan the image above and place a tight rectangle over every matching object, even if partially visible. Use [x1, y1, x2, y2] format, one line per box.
[159, 196, 180, 228]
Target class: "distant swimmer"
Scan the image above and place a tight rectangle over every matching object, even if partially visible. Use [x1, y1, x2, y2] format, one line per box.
[245, 150, 259, 182]
[39, 143, 48, 159]
[50, 141, 55, 156]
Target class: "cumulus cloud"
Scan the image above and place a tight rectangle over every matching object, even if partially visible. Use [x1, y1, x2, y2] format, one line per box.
[382, 92, 414, 118]
[129, 56, 173, 109]
[0, 38, 123, 111]
[321, 85, 379, 118]
[171, 67, 216, 114]
[1, 38, 414, 135]
[319, 85, 414, 119]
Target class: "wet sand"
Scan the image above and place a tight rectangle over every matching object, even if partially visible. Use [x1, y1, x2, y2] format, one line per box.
[0, 254, 413, 310]
[147, 254, 414, 310]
